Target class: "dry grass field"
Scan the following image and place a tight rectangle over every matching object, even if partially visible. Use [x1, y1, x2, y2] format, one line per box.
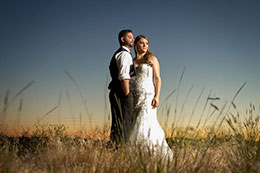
[1, 104, 260, 173]
[1, 72, 259, 172]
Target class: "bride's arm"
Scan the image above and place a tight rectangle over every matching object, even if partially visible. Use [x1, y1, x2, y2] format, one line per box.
[151, 56, 161, 108]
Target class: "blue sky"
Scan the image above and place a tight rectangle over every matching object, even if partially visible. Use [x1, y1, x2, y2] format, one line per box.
[1, 0, 259, 129]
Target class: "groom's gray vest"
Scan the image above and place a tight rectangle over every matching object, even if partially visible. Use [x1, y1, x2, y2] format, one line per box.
[108, 47, 136, 96]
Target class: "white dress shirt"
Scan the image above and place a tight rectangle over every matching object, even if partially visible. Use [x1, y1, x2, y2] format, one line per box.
[115, 46, 133, 80]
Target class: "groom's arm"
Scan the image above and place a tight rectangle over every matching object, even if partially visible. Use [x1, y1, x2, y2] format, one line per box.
[116, 51, 132, 96]
[121, 80, 130, 96]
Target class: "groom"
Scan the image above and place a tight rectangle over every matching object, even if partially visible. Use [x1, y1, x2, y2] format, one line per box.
[108, 29, 136, 145]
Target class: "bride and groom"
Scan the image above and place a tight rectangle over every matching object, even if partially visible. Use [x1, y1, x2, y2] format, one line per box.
[108, 29, 173, 157]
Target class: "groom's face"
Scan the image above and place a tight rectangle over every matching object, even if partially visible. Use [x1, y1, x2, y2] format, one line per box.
[123, 32, 134, 48]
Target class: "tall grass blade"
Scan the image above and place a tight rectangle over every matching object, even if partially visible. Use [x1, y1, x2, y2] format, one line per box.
[1, 90, 9, 124]
[175, 84, 193, 127]
[173, 66, 186, 128]
[202, 109, 217, 129]
[211, 101, 227, 133]
[201, 92, 217, 129]
[196, 89, 212, 129]
[179, 65, 186, 83]
[14, 95, 23, 134]
[37, 106, 58, 124]
[64, 69, 92, 126]
[158, 89, 176, 112]
[104, 74, 110, 122]
[1, 81, 34, 115]
[0, 92, 1, 110]
[66, 91, 75, 126]
[185, 87, 204, 134]
[216, 82, 247, 133]
[58, 93, 62, 125]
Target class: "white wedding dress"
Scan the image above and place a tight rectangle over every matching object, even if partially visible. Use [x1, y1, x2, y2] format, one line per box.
[129, 63, 173, 159]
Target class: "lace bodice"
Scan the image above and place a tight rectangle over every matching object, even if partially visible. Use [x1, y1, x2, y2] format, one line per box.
[135, 63, 154, 95]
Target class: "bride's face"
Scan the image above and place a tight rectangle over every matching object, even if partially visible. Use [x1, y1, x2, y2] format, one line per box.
[136, 38, 149, 54]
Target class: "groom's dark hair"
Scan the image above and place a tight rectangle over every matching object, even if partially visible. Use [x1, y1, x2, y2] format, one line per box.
[118, 29, 132, 45]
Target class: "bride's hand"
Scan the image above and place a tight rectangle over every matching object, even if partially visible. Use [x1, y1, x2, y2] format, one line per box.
[151, 97, 159, 109]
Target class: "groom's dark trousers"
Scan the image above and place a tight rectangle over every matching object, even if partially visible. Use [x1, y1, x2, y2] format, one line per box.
[108, 47, 136, 146]
[109, 90, 135, 145]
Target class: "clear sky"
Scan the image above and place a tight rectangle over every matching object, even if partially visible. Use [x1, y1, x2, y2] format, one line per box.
[1, 0, 260, 130]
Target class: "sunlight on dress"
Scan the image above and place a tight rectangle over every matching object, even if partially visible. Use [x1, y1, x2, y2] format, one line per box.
[129, 63, 173, 159]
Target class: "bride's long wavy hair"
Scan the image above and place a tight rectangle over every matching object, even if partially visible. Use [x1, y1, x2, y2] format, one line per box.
[134, 35, 154, 66]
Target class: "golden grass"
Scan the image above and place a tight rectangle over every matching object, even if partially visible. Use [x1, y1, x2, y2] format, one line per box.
[1, 107, 260, 173]
[1, 68, 259, 172]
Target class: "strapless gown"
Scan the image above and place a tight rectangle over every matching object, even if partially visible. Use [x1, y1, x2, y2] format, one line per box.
[129, 63, 173, 159]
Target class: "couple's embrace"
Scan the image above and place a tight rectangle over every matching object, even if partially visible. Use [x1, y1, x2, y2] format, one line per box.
[108, 29, 173, 158]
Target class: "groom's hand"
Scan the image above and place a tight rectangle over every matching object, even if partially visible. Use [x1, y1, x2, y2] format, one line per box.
[121, 79, 130, 96]
[151, 97, 159, 109]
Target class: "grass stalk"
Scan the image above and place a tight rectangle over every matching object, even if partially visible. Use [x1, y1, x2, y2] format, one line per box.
[65, 69, 92, 128]
[173, 66, 186, 129]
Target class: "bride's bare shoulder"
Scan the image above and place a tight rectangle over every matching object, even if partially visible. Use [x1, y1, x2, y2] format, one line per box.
[147, 55, 159, 66]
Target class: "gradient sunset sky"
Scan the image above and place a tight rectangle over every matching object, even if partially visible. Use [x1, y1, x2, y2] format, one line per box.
[1, 0, 259, 130]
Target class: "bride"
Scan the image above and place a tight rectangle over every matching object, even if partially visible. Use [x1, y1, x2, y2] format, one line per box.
[128, 35, 173, 159]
